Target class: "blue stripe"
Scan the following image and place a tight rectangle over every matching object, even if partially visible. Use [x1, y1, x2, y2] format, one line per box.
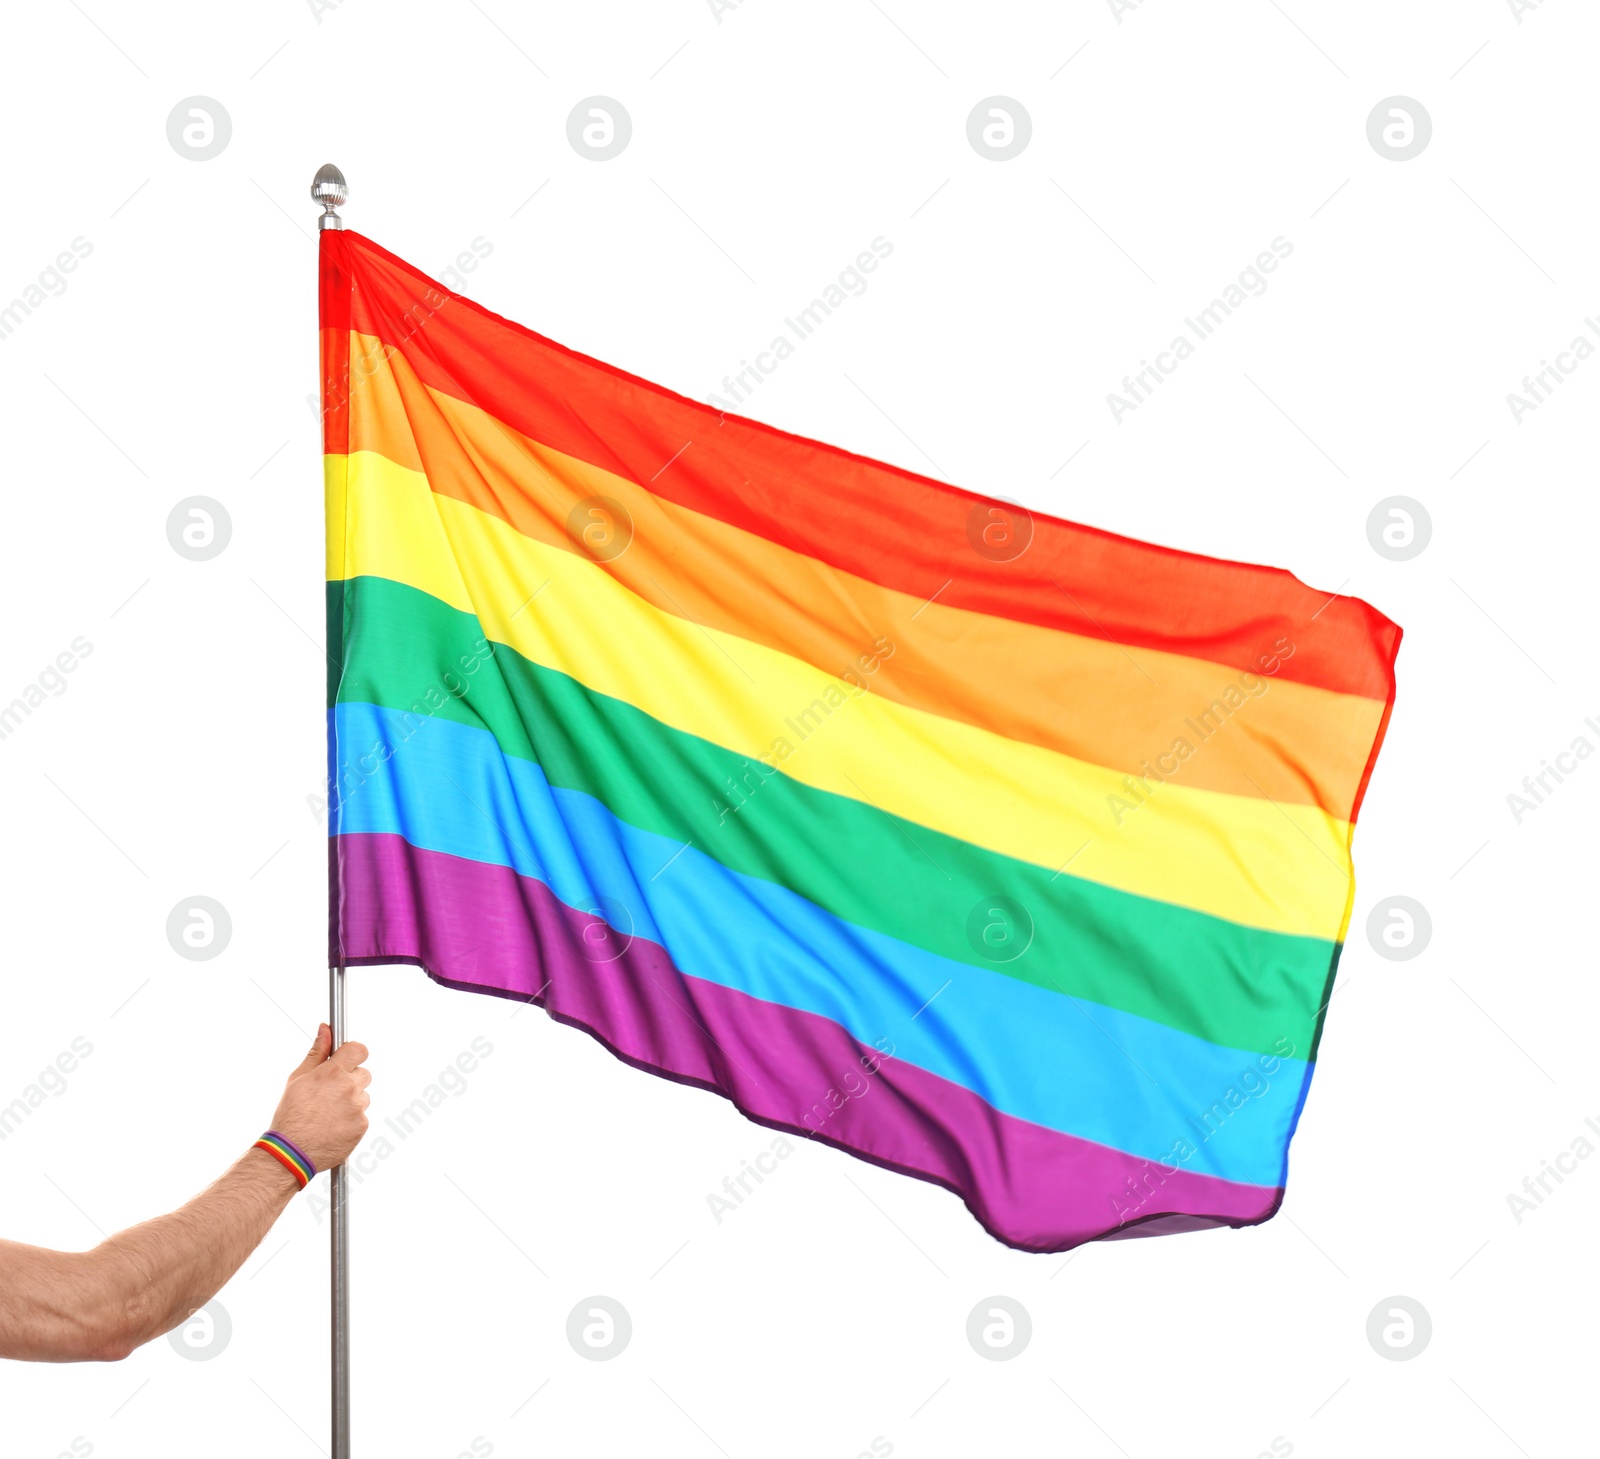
[331, 701, 1302, 1185]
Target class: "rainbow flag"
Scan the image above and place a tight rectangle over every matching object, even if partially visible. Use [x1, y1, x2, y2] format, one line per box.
[321, 231, 1400, 1253]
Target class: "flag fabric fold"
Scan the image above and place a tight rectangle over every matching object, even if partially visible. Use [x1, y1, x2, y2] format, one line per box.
[320, 230, 1400, 1253]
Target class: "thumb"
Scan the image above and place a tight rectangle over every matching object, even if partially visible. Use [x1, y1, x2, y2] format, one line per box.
[293, 1023, 333, 1074]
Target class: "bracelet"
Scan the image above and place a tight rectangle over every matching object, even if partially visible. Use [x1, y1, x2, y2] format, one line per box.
[254, 1130, 316, 1189]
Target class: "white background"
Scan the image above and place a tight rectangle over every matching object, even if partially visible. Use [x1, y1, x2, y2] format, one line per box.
[0, 2, 1594, 1456]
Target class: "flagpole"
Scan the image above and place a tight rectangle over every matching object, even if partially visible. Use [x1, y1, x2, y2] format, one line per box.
[312, 161, 352, 1459]
[329, 965, 350, 1458]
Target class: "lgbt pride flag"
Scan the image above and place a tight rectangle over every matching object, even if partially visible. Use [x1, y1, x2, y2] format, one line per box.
[321, 230, 1400, 1253]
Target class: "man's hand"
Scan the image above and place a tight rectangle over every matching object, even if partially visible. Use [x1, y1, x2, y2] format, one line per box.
[1, 1025, 378, 1363]
[268, 1024, 371, 1174]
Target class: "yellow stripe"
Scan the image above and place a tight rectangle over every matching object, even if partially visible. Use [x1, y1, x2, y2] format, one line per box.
[329, 451, 1355, 939]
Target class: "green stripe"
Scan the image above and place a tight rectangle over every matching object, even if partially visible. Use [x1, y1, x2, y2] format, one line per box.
[330, 576, 1337, 1056]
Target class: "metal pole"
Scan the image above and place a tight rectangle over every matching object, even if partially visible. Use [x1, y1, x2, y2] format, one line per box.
[329, 966, 350, 1458]
[312, 162, 351, 1459]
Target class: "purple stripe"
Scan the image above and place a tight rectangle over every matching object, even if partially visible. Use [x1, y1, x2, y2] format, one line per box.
[333, 833, 1281, 1252]
[265, 1130, 316, 1179]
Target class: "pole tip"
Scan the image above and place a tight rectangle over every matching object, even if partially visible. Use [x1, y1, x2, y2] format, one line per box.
[312, 163, 348, 231]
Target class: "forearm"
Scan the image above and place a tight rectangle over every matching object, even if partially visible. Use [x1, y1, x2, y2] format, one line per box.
[0, 1145, 298, 1362]
[96, 1145, 299, 1351]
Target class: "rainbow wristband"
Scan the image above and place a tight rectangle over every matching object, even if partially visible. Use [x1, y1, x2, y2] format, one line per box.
[254, 1130, 316, 1189]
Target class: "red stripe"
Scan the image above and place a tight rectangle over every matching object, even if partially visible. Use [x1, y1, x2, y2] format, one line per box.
[320, 229, 1401, 702]
[319, 233, 353, 456]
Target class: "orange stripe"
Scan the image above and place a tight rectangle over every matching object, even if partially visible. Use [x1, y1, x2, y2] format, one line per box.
[254, 1140, 309, 1186]
[345, 331, 1384, 818]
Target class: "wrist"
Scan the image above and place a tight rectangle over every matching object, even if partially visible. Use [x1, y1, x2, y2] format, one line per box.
[246, 1143, 302, 1201]
[251, 1130, 317, 1190]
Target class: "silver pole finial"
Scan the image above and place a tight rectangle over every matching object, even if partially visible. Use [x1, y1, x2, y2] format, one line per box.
[312, 163, 348, 231]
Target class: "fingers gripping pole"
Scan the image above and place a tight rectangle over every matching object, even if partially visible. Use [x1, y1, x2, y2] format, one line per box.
[330, 966, 350, 1458]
